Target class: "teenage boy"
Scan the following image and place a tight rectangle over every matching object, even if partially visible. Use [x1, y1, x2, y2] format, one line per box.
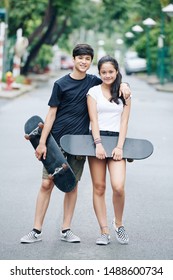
[21, 44, 131, 243]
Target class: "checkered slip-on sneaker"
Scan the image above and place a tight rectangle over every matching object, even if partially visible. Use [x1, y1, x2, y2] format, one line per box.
[113, 219, 129, 244]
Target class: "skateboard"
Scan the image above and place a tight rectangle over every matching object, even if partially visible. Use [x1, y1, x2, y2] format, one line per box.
[24, 115, 76, 192]
[60, 134, 154, 160]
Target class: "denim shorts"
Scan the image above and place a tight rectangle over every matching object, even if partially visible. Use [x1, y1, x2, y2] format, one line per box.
[99, 130, 119, 137]
[42, 153, 86, 182]
[89, 130, 119, 137]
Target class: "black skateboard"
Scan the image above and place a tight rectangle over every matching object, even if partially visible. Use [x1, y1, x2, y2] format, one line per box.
[24, 115, 76, 192]
[60, 134, 154, 160]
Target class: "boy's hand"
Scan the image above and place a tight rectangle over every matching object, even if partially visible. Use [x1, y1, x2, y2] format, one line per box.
[119, 83, 132, 100]
[35, 143, 47, 160]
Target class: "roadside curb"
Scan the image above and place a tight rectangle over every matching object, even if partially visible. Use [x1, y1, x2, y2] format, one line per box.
[0, 84, 35, 99]
[0, 72, 51, 99]
[155, 83, 173, 93]
[135, 74, 173, 93]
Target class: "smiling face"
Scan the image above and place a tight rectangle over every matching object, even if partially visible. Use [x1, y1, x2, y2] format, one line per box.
[99, 62, 118, 85]
[73, 55, 92, 73]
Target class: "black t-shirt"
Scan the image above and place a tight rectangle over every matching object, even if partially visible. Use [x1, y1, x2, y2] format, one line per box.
[48, 73, 101, 144]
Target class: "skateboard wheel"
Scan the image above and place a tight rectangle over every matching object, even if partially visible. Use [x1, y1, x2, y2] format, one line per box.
[48, 174, 54, 179]
[62, 163, 68, 170]
[127, 159, 134, 163]
[24, 134, 30, 140]
[38, 122, 44, 129]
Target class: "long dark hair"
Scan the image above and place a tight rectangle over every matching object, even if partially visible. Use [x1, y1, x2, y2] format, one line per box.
[98, 55, 125, 105]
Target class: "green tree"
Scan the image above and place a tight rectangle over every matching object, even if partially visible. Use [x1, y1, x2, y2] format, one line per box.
[30, 44, 53, 73]
[2, 0, 173, 79]
[4, 0, 80, 74]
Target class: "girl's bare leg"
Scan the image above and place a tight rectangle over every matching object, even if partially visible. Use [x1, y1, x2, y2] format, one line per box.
[108, 159, 126, 228]
[88, 157, 109, 234]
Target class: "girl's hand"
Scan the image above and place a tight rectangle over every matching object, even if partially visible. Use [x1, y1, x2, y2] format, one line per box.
[95, 143, 107, 160]
[112, 146, 123, 161]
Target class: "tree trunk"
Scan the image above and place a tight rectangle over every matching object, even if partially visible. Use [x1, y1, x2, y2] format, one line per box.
[21, 1, 56, 75]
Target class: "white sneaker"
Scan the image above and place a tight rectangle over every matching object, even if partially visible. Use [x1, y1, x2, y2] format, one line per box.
[96, 233, 110, 245]
[60, 229, 80, 243]
[20, 230, 42, 243]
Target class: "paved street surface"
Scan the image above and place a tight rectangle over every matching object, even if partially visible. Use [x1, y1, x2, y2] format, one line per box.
[0, 69, 173, 261]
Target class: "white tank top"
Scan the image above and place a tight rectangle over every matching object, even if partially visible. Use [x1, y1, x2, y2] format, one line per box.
[87, 85, 123, 132]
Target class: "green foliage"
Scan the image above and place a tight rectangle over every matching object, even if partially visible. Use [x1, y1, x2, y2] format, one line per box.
[7, 0, 48, 36]
[30, 44, 53, 73]
[14, 75, 26, 84]
[1, 0, 173, 79]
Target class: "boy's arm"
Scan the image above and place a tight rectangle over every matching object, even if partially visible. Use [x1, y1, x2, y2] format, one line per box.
[35, 107, 57, 160]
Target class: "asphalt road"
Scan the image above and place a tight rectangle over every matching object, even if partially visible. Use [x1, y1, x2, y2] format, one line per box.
[0, 70, 173, 262]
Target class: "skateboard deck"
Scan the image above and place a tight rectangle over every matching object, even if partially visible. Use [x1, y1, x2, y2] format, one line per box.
[60, 134, 153, 160]
[24, 115, 76, 192]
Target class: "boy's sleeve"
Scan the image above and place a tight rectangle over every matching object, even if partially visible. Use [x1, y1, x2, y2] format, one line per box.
[48, 82, 62, 107]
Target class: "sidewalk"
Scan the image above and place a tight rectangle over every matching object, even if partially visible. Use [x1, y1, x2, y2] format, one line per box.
[0, 84, 34, 99]
[0, 72, 51, 99]
[136, 73, 173, 93]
